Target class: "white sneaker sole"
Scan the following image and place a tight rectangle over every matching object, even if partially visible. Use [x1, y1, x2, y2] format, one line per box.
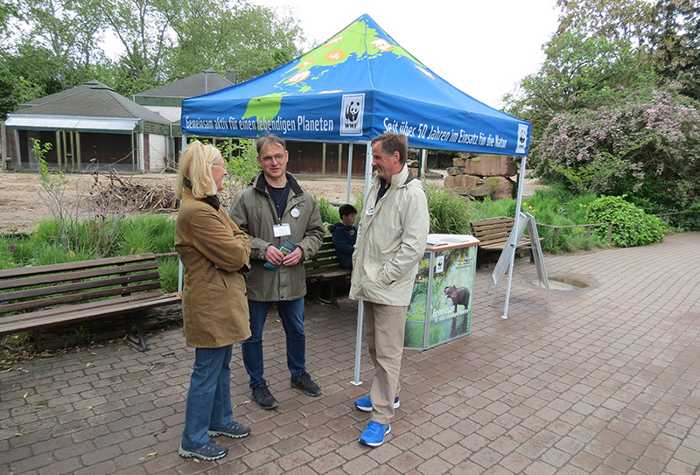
[207, 429, 250, 439]
[178, 446, 227, 461]
[355, 400, 400, 413]
[359, 425, 392, 447]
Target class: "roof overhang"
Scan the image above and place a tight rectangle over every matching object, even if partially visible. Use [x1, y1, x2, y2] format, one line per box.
[5, 114, 140, 133]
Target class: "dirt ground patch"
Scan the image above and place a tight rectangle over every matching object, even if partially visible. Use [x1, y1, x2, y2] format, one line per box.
[0, 171, 448, 234]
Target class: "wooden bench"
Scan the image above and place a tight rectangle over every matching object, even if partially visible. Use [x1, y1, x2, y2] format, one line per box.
[470, 217, 536, 266]
[0, 254, 180, 351]
[304, 235, 352, 305]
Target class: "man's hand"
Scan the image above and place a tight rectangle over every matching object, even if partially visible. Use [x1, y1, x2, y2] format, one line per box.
[266, 245, 285, 265]
[282, 247, 303, 266]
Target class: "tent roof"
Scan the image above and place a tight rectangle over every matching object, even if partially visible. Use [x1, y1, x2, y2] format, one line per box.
[16, 81, 170, 125]
[135, 71, 232, 98]
[182, 14, 530, 155]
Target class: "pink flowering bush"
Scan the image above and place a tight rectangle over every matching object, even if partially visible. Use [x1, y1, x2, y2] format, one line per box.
[535, 90, 699, 223]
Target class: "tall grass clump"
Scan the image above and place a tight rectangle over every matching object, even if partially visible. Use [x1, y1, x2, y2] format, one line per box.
[118, 215, 175, 255]
[158, 256, 179, 293]
[0, 237, 19, 269]
[318, 198, 340, 226]
[425, 186, 472, 234]
[522, 187, 604, 253]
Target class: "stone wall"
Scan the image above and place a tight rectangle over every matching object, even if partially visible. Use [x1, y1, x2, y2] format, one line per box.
[444, 153, 515, 200]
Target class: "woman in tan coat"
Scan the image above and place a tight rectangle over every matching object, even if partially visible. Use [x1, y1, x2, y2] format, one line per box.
[175, 141, 251, 462]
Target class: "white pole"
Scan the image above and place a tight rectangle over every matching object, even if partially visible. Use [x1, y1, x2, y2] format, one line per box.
[363, 141, 373, 201]
[178, 134, 188, 294]
[352, 301, 364, 385]
[502, 155, 527, 320]
[345, 143, 353, 204]
[420, 149, 427, 177]
[352, 141, 374, 385]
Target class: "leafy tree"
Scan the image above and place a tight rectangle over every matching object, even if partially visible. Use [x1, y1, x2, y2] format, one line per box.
[649, 0, 699, 99]
[554, 0, 655, 45]
[88, 0, 171, 94]
[505, 30, 656, 145]
[163, 0, 302, 82]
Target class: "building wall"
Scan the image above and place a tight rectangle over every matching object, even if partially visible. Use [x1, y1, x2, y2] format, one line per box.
[286, 141, 368, 176]
[148, 134, 168, 172]
[145, 105, 180, 122]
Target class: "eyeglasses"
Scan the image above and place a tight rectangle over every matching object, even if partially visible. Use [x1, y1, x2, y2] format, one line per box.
[259, 153, 285, 164]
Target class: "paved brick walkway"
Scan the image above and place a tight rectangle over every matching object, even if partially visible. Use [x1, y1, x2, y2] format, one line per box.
[1, 233, 699, 475]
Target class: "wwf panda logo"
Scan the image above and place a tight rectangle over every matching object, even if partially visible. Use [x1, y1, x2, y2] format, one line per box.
[340, 93, 364, 136]
[344, 101, 360, 127]
[515, 124, 528, 153]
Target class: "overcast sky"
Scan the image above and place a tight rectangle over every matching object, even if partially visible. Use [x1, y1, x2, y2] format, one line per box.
[250, 0, 561, 108]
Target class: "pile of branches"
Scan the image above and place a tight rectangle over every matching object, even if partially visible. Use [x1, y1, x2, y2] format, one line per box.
[89, 170, 177, 217]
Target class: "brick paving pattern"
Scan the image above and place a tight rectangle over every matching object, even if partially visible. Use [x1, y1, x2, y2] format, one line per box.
[1, 232, 699, 474]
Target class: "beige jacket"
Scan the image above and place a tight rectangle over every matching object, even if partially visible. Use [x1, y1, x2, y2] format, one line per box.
[229, 172, 325, 302]
[176, 190, 251, 348]
[350, 165, 429, 306]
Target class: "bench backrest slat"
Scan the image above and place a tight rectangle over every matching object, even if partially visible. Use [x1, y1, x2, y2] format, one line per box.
[1, 271, 161, 303]
[0, 292, 167, 332]
[0, 261, 159, 291]
[0, 254, 158, 279]
[0, 281, 162, 314]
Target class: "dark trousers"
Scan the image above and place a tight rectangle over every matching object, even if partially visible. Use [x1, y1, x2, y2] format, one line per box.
[181, 346, 234, 449]
[242, 298, 306, 388]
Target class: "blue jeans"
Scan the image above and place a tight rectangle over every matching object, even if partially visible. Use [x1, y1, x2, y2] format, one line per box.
[242, 298, 306, 388]
[181, 346, 234, 449]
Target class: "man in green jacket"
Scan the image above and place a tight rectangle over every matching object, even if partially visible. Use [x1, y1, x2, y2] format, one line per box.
[230, 135, 325, 410]
[350, 133, 429, 447]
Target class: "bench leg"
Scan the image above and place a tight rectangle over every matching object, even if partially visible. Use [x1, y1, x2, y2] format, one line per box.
[127, 320, 149, 352]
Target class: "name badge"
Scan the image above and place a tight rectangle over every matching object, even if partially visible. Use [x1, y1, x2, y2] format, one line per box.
[273, 223, 292, 237]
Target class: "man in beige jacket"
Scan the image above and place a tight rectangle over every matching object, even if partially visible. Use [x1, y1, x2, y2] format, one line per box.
[350, 132, 429, 447]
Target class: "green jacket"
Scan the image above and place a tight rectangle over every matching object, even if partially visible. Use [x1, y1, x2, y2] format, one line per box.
[350, 165, 430, 306]
[229, 172, 325, 302]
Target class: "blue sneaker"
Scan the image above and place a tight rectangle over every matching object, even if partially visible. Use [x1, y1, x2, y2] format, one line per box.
[354, 395, 400, 413]
[178, 441, 228, 461]
[208, 420, 250, 439]
[359, 421, 391, 447]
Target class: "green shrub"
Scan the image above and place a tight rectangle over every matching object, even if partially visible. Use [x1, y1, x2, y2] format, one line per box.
[118, 215, 175, 255]
[0, 237, 19, 269]
[425, 186, 472, 234]
[318, 198, 340, 227]
[32, 244, 94, 266]
[587, 196, 667, 247]
[158, 257, 179, 293]
[468, 197, 515, 222]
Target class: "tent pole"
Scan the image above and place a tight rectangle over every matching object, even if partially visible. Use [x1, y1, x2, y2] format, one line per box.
[178, 134, 188, 295]
[337, 143, 342, 175]
[502, 155, 527, 320]
[321, 143, 326, 175]
[345, 143, 353, 204]
[420, 149, 427, 178]
[352, 141, 374, 385]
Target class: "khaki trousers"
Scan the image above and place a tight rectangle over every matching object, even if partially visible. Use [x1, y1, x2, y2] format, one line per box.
[364, 301, 408, 425]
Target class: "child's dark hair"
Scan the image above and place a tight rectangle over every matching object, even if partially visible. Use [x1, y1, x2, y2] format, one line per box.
[339, 204, 357, 218]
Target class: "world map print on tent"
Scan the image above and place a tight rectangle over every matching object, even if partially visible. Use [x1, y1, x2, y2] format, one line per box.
[243, 16, 433, 121]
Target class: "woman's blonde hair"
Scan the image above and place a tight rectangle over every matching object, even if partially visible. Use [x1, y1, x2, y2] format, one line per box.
[176, 141, 224, 199]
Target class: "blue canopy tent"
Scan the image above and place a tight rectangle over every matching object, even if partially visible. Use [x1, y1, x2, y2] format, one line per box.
[182, 14, 530, 156]
[181, 14, 533, 381]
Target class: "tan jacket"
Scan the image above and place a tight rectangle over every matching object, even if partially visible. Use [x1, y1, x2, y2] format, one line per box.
[350, 165, 429, 306]
[176, 190, 251, 347]
[229, 172, 325, 302]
